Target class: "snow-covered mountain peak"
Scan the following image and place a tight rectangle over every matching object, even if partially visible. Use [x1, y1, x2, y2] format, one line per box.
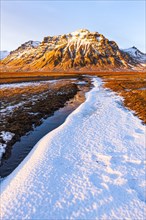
[21, 41, 40, 49]
[1, 30, 145, 71]
[71, 29, 90, 36]
[123, 46, 141, 55]
[65, 30, 105, 50]
[122, 46, 146, 63]
[132, 46, 138, 50]
[3, 41, 41, 61]
[31, 41, 40, 48]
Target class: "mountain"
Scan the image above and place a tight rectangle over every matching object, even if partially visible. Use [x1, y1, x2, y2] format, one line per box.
[0, 51, 10, 60]
[0, 29, 145, 72]
[121, 47, 146, 64]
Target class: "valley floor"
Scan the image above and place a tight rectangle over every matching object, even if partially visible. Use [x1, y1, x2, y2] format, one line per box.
[0, 77, 145, 219]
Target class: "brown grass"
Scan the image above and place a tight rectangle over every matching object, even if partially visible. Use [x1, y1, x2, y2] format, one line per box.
[99, 73, 146, 124]
[1, 71, 146, 123]
[0, 71, 144, 78]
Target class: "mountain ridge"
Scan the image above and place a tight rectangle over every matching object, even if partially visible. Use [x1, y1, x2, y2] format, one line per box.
[1, 29, 145, 72]
[121, 46, 146, 64]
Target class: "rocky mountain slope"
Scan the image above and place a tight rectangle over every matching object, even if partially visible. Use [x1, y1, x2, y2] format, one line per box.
[0, 29, 145, 72]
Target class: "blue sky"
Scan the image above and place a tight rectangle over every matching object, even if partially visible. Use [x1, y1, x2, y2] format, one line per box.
[1, 0, 145, 52]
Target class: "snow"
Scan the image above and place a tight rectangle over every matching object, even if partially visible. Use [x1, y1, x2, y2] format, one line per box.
[0, 131, 15, 142]
[0, 102, 26, 114]
[123, 47, 137, 56]
[0, 51, 10, 60]
[96, 36, 103, 41]
[0, 81, 48, 89]
[0, 78, 78, 114]
[6, 41, 40, 59]
[141, 63, 146, 67]
[0, 144, 7, 161]
[66, 30, 103, 56]
[31, 41, 40, 48]
[76, 81, 87, 85]
[0, 80, 51, 89]
[71, 29, 89, 37]
[0, 77, 146, 219]
[122, 47, 146, 63]
[0, 79, 77, 89]
[0, 131, 15, 161]
[23, 41, 40, 48]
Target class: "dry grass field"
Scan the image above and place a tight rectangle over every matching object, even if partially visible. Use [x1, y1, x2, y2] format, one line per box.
[98, 72, 146, 124]
[1, 71, 146, 123]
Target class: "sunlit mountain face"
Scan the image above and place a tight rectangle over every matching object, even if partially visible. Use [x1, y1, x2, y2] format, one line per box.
[1, 29, 146, 72]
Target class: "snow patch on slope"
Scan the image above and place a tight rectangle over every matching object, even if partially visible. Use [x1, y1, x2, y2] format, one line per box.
[122, 47, 146, 63]
[0, 78, 145, 219]
[71, 29, 89, 37]
[0, 80, 58, 89]
[31, 41, 40, 48]
[22, 40, 40, 48]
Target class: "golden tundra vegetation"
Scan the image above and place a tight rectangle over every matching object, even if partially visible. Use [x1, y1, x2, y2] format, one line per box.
[0, 71, 146, 124]
[100, 72, 146, 124]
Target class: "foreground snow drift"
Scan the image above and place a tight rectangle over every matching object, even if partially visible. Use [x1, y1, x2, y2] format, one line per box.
[1, 78, 146, 219]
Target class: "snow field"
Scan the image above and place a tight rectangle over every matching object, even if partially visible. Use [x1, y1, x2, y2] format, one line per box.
[0, 77, 145, 219]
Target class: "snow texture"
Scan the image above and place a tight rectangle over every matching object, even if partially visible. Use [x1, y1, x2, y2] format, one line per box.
[0, 132, 14, 161]
[0, 131, 15, 142]
[0, 81, 53, 89]
[22, 41, 40, 48]
[0, 79, 76, 89]
[0, 78, 146, 219]
[31, 41, 40, 48]
[64, 29, 102, 57]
